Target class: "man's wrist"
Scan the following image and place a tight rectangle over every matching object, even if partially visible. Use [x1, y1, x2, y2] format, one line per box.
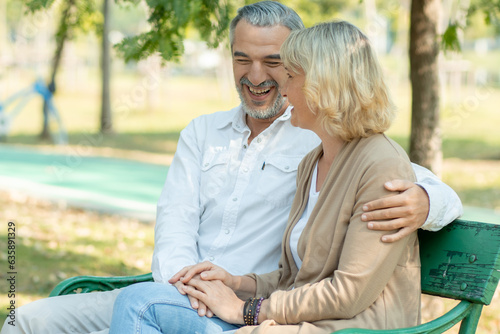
[415, 182, 435, 229]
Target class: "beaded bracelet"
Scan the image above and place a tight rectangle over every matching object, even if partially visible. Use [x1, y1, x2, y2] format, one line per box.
[253, 297, 264, 325]
[243, 298, 254, 325]
[243, 297, 265, 326]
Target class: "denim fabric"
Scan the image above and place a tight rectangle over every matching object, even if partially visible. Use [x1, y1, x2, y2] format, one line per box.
[0, 288, 121, 334]
[110, 282, 241, 334]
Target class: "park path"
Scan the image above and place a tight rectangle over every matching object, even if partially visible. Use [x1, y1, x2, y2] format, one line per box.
[0, 144, 499, 224]
[0, 144, 167, 221]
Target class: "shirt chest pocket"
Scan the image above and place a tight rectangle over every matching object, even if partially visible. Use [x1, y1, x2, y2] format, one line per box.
[200, 151, 231, 198]
[256, 155, 303, 208]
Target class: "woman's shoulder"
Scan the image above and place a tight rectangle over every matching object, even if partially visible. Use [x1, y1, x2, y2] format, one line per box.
[356, 134, 410, 161]
[351, 134, 415, 181]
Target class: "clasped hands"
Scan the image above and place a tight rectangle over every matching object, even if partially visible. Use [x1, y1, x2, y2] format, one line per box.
[169, 261, 246, 324]
[167, 180, 429, 323]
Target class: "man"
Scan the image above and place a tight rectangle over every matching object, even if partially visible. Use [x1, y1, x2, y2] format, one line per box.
[1, 2, 462, 333]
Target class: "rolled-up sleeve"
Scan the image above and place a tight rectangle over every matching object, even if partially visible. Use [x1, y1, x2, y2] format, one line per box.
[412, 163, 463, 231]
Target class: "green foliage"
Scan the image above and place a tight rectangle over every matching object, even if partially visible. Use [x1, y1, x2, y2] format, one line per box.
[441, 24, 462, 53]
[284, 0, 357, 28]
[22, 0, 100, 39]
[470, 0, 500, 30]
[116, 0, 232, 62]
[19, 0, 233, 63]
[442, 0, 500, 52]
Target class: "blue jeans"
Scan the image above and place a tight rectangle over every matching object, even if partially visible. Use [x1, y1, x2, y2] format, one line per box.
[109, 282, 241, 334]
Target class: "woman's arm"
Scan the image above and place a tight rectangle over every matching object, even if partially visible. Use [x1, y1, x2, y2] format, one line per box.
[363, 163, 463, 242]
[263, 154, 418, 325]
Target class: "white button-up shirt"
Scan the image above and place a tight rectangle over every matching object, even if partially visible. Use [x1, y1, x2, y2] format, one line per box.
[152, 106, 320, 283]
[152, 105, 463, 283]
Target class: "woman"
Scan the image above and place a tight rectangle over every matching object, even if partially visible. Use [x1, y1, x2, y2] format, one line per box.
[110, 20, 420, 333]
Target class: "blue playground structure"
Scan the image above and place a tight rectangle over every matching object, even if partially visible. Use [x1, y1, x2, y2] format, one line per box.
[0, 78, 67, 144]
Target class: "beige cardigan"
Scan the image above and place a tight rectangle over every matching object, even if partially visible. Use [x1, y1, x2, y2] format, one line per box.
[236, 134, 421, 334]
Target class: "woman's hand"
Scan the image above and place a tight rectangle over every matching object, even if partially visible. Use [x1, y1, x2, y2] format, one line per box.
[183, 278, 245, 325]
[172, 278, 213, 317]
[169, 261, 236, 290]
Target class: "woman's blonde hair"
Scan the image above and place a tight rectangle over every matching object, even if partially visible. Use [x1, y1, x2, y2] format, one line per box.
[280, 20, 396, 141]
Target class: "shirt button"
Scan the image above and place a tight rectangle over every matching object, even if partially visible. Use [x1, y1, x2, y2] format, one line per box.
[232, 197, 238, 202]
[209, 256, 215, 261]
[224, 229, 230, 234]
[204, 163, 209, 167]
[243, 144, 247, 149]
[285, 166, 290, 170]
[243, 167, 249, 173]
[257, 138, 262, 143]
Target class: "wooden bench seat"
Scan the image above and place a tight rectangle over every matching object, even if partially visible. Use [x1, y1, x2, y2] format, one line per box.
[49, 219, 500, 333]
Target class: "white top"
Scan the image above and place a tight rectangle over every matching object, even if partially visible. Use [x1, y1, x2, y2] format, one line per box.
[151, 105, 463, 283]
[290, 162, 320, 269]
[152, 106, 320, 283]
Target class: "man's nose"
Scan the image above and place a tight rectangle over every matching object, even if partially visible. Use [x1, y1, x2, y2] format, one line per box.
[247, 62, 267, 86]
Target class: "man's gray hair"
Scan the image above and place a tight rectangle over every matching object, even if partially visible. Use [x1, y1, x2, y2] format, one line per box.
[229, 1, 304, 47]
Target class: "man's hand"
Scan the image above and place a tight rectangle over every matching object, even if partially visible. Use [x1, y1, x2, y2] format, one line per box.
[362, 180, 430, 243]
[169, 261, 236, 289]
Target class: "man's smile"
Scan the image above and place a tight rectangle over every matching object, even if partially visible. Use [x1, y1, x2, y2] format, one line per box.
[247, 86, 272, 97]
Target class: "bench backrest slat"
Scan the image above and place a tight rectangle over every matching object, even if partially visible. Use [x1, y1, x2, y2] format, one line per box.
[418, 219, 500, 305]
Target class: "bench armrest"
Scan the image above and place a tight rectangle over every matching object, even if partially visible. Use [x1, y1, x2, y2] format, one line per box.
[49, 272, 154, 297]
[334, 300, 482, 334]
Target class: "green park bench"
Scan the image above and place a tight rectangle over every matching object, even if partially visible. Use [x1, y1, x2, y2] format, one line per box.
[49, 219, 500, 333]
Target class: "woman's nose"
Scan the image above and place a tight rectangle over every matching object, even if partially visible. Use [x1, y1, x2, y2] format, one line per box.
[280, 80, 288, 97]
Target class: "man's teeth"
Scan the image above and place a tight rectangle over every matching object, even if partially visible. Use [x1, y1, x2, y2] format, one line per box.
[249, 87, 271, 96]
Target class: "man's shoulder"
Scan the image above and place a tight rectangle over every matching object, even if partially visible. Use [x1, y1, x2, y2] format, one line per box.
[189, 106, 240, 127]
[179, 106, 240, 141]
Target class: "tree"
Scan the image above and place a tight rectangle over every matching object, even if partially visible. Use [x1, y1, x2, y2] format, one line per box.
[100, 0, 112, 133]
[409, 0, 500, 173]
[24, 0, 500, 152]
[116, 0, 232, 62]
[408, 0, 441, 173]
[24, 0, 232, 139]
[24, 0, 99, 140]
[40, 0, 76, 140]
[24, 0, 118, 139]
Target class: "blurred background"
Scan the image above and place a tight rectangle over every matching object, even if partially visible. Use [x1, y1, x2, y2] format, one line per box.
[0, 0, 499, 332]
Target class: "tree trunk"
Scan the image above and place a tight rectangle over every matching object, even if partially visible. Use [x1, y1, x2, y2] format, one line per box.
[41, 0, 75, 141]
[100, 0, 113, 134]
[409, 0, 442, 175]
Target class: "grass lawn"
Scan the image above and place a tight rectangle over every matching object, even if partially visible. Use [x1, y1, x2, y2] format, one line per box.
[0, 191, 498, 333]
[0, 191, 154, 321]
[1, 68, 499, 331]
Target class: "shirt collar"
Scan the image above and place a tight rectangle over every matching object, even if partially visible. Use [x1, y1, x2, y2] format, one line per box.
[216, 105, 292, 131]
